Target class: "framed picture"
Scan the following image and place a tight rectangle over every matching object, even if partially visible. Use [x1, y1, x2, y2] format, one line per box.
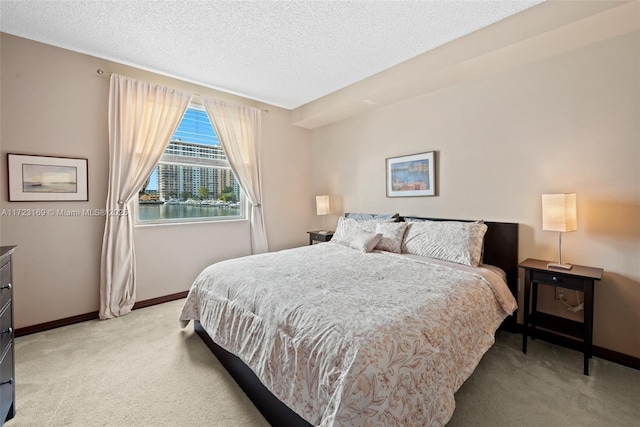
[7, 153, 88, 201]
[386, 151, 436, 197]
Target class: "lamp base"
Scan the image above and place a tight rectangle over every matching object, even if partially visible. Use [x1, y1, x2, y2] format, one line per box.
[547, 262, 573, 270]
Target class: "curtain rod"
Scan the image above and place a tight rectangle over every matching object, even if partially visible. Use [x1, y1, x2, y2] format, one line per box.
[96, 69, 269, 113]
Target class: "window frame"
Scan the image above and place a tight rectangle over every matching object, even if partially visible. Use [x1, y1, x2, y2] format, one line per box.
[135, 103, 247, 226]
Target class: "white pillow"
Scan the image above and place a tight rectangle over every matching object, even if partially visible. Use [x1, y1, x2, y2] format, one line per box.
[347, 230, 383, 253]
[401, 220, 487, 267]
[333, 216, 392, 243]
[374, 222, 408, 253]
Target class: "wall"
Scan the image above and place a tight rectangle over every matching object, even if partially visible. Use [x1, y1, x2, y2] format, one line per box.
[309, 31, 640, 358]
[0, 34, 312, 329]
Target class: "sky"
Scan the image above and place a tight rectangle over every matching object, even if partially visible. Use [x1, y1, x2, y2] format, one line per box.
[146, 107, 219, 191]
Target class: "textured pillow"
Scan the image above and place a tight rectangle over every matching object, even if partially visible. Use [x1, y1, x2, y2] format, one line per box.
[345, 212, 399, 221]
[375, 221, 408, 253]
[403, 218, 487, 261]
[333, 216, 395, 243]
[347, 230, 383, 253]
[333, 216, 376, 243]
[401, 220, 487, 267]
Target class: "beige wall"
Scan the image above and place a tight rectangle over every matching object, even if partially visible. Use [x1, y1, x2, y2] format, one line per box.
[309, 30, 640, 358]
[0, 34, 312, 329]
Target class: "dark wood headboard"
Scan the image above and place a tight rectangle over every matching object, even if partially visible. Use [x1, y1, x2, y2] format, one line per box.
[401, 217, 519, 331]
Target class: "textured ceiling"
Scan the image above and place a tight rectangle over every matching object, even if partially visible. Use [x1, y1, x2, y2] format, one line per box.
[0, 0, 543, 109]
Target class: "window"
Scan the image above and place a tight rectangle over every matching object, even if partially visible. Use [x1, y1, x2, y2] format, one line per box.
[137, 105, 245, 224]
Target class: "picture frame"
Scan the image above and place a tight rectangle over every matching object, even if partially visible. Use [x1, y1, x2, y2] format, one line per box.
[386, 151, 436, 197]
[7, 153, 88, 201]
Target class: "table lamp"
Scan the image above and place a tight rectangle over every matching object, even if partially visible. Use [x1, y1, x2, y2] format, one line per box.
[542, 193, 577, 270]
[316, 195, 330, 233]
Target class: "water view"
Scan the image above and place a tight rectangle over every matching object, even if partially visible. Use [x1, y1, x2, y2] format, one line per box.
[138, 203, 241, 221]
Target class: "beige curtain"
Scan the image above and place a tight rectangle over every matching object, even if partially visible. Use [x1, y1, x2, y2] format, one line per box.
[100, 74, 192, 319]
[201, 98, 268, 254]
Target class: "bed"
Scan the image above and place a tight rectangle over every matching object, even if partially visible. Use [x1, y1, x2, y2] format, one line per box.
[180, 216, 518, 426]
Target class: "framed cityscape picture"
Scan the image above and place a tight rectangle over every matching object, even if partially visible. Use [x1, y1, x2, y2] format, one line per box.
[7, 153, 88, 201]
[386, 151, 436, 197]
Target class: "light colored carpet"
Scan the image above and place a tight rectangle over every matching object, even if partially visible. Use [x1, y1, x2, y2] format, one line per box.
[7, 299, 268, 427]
[450, 331, 640, 427]
[6, 299, 639, 426]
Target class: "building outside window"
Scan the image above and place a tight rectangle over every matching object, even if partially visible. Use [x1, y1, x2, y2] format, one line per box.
[137, 105, 245, 223]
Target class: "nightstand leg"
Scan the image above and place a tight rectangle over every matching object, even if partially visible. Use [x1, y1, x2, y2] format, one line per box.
[531, 281, 539, 341]
[583, 279, 594, 375]
[522, 272, 532, 354]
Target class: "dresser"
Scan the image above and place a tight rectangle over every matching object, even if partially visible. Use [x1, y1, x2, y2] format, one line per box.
[0, 246, 16, 426]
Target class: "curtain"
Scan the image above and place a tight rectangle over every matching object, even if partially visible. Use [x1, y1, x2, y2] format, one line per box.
[201, 98, 268, 254]
[100, 74, 192, 319]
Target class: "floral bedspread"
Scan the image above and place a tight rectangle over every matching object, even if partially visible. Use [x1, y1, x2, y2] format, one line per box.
[180, 243, 517, 427]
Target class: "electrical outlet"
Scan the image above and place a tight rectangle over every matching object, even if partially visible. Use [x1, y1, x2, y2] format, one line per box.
[555, 287, 566, 301]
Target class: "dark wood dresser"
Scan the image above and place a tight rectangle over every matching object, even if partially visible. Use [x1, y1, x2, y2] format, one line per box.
[0, 246, 17, 426]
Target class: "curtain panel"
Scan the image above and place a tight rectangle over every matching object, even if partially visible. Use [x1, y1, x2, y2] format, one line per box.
[100, 74, 192, 319]
[201, 98, 268, 254]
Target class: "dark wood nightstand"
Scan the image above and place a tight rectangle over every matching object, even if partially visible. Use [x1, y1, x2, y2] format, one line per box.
[519, 258, 603, 375]
[307, 231, 334, 245]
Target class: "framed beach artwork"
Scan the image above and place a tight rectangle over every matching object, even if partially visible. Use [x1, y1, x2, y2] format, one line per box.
[386, 151, 436, 197]
[7, 153, 88, 201]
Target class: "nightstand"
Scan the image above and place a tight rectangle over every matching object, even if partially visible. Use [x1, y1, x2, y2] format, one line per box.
[307, 230, 334, 245]
[519, 258, 603, 375]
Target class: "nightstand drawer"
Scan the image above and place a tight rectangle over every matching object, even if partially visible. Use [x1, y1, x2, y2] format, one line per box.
[530, 269, 585, 291]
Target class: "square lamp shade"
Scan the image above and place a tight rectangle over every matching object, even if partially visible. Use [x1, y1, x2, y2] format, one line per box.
[316, 195, 330, 216]
[542, 193, 577, 269]
[542, 193, 577, 232]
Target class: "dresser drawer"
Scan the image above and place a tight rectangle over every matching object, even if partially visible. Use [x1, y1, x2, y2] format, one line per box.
[0, 306, 11, 359]
[530, 269, 585, 291]
[0, 343, 14, 424]
[0, 263, 10, 312]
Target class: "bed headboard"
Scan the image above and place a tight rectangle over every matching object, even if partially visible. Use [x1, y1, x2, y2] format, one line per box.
[401, 217, 519, 330]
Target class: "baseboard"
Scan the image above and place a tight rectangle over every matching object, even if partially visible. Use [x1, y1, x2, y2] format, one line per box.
[515, 324, 640, 371]
[131, 291, 189, 310]
[15, 311, 100, 337]
[15, 291, 188, 337]
[594, 344, 640, 370]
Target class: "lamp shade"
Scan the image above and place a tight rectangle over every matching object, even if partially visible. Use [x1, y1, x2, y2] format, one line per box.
[316, 195, 330, 216]
[542, 193, 577, 232]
